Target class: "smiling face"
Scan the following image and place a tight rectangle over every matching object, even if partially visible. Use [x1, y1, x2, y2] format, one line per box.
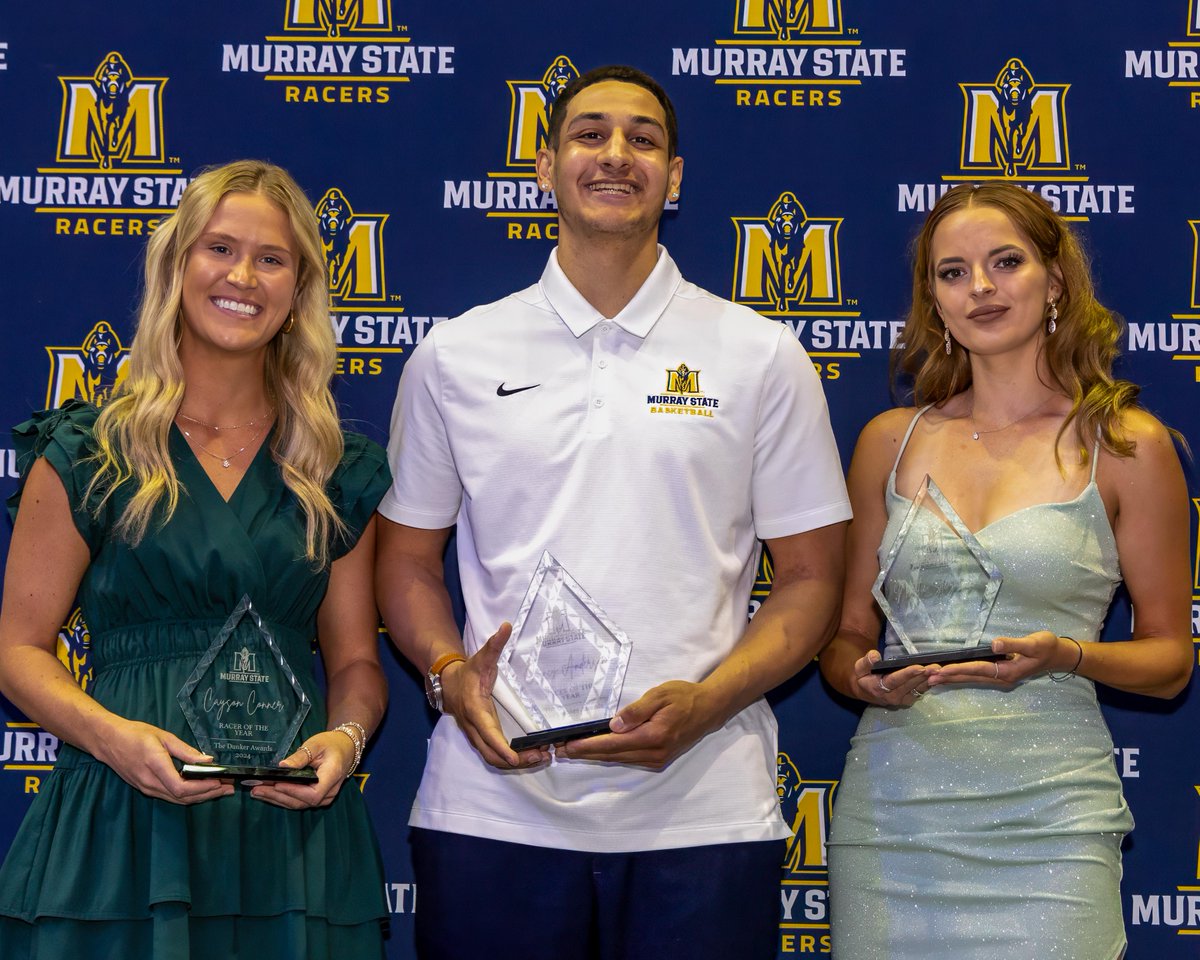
[535, 80, 683, 250]
[929, 204, 1062, 360]
[178, 191, 298, 364]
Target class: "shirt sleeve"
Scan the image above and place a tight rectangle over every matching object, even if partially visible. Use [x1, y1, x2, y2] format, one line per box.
[8, 399, 108, 554]
[328, 431, 392, 561]
[376, 328, 464, 530]
[750, 329, 852, 540]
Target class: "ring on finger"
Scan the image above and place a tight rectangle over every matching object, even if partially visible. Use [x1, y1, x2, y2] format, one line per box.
[912, 688, 924, 699]
[300, 744, 314, 765]
[992, 661, 1001, 680]
[878, 676, 892, 693]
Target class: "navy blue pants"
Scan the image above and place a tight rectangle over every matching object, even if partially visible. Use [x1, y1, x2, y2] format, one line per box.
[410, 828, 783, 960]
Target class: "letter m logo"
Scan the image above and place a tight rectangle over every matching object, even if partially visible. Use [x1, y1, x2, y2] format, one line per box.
[506, 55, 580, 168]
[1189, 221, 1200, 310]
[959, 58, 1070, 177]
[777, 754, 836, 876]
[731, 193, 843, 314]
[285, 0, 391, 34]
[665, 364, 700, 394]
[57, 52, 167, 168]
[734, 0, 843, 37]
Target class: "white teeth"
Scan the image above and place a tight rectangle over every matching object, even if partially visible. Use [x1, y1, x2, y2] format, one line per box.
[213, 298, 261, 316]
[589, 183, 633, 194]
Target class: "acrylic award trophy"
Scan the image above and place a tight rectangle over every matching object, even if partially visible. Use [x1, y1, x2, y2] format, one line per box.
[176, 594, 317, 783]
[870, 476, 1004, 674]
[498, 551, 633, 750]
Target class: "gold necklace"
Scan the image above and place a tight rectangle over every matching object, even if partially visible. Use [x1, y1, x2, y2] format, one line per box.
[969, 395, 1055, 441]
[180, 424, 266, 469]
[177, 409, 273, 432]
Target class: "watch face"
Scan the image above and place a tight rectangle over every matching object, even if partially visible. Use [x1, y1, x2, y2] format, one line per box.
[424, 673, 440, 711]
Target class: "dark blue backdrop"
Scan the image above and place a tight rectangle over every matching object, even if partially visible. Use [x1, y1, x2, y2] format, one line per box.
[0, 2, 1197, 955]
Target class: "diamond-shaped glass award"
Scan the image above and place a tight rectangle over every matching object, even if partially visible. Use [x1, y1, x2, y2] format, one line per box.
[872, 476, 1002, 663]
[498, 552, 632, 750]
[176, 594, 314, 781]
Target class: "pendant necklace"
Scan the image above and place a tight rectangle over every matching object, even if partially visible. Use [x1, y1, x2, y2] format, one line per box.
[969, 395, 1055, 441]
[180, 424, 266, 469]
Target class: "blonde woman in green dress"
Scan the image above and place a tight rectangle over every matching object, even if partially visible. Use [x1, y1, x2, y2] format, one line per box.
[0, 160, 390, 959]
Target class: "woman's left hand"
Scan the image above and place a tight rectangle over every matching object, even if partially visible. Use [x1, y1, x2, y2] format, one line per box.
[927, 630, 1071, 688]
[249, 729, 358, 809]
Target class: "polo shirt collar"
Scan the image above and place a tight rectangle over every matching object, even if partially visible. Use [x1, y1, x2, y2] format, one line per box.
[539, 244, 682, 339]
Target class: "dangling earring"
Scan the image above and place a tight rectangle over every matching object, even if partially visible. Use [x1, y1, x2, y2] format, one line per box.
[281, 312, 294, 335]
[1046, 300, 1058, 335]
[943, 326, 952, 355]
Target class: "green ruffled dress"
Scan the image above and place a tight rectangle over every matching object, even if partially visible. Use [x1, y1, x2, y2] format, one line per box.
[0, 400, 390, 959]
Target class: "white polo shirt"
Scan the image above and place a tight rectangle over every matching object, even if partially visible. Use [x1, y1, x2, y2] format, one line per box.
[380, 246, 850, 852]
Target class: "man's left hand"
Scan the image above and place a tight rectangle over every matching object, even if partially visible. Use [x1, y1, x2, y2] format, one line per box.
[556, 680, 715, 769]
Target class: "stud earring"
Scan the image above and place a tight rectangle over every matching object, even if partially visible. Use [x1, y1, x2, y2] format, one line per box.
[1046, 300, 1058, 335]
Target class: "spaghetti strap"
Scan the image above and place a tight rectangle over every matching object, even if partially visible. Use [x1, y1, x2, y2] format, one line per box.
[1089, 429, 1102, 483]
[891, 404, 935, 475]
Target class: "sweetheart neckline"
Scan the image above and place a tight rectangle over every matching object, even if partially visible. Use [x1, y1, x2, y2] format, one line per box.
[888, 478, 1109, 538]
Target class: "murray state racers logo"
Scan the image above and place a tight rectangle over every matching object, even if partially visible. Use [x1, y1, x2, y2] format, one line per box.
[646, 362, 720, 418]
[45, 321, 130, 408]
[315, 188, 388, 304]
[750, 548, 774, 617]
[960, 58, 1069, 178]
[732, 192, 843, 313]
[506, 55, 581, 168]
[1128, 222, 1200, 378]
[57, 52, 167, 169]
[734, 0, 843, 39]
[284, 0, 393, 36]
[1192, 220, 1200, 310]
[777, 753, 836, 949]
[58, 607, 92, 691]
[442, 54, 572, 239]
[777, 753, 835, 874]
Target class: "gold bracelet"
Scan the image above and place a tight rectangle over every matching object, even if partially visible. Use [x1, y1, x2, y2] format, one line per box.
[332, 723, 364, 774]
[1048, 636, 1084, 682]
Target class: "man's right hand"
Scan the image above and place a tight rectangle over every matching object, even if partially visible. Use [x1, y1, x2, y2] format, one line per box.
[440, 622, 550, 769]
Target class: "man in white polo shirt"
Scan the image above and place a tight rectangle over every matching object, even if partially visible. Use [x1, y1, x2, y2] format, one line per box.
[376, 64, 850, 960]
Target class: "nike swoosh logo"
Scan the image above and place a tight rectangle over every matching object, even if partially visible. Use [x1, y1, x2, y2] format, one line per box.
[496, 382, 541, 397]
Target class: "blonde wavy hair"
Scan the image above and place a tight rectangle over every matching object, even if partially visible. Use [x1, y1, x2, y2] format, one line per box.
[88, 159, 346, 565]
[896, 182, 1139, 462]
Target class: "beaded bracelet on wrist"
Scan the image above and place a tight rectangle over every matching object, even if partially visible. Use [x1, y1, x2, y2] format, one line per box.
[332, 722, 365, 774]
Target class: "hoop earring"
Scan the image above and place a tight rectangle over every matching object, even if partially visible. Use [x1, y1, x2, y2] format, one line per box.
[280, 312, 294, 335]
[943, 325, 952, 355]
[1046, 300, 1058, 335]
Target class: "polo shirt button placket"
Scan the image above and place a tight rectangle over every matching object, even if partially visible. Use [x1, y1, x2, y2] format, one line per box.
[588, 324, 613, 434]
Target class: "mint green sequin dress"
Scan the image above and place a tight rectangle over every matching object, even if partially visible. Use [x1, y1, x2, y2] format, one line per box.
[828, 407, 1132, 960]
[0, 401, 390, 960]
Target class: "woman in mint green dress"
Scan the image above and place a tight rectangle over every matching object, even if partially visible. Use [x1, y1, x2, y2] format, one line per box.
[0, 161, 390, 958]
[821, 183, 1192, 959]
